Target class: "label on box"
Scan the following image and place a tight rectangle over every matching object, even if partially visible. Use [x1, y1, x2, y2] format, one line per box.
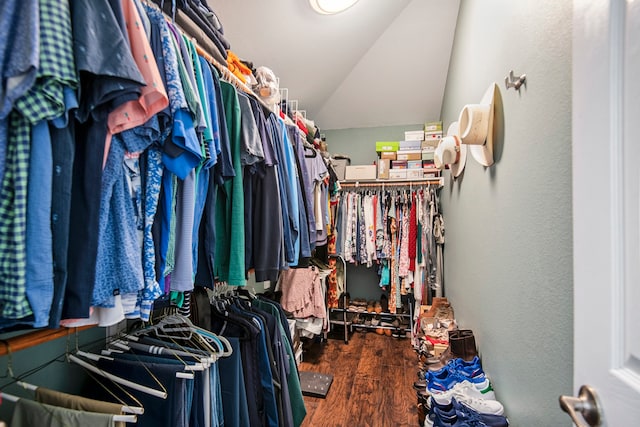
[389, 169, 407, 179]
[424, 121, 443, 132]
[424, 132, 443, 140]
[407, 169, 423, 179]
[404, 131, 425, 141]
[345, 165, 377, 181]
[380, 151, 397, 160]
[396, 151, 422, 161]
[407, 160, 422, 169]
[376, 141, 400, 152]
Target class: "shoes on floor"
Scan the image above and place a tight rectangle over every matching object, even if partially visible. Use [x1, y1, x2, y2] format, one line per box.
[426, 358, 488, 393]
[430, 381, 503, 415]
[424, 397, 509, 427]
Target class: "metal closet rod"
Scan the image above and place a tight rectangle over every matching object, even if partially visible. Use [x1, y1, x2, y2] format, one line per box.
[339, 179, 443, 188]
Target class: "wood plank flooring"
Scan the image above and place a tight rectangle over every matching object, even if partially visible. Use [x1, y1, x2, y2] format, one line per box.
[299, 330, 419, 427]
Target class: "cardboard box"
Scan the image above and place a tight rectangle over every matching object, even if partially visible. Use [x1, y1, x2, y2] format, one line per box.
[423, 167, 441, 175]
[423, 160, 436, 168]
[380, 151, 397, 160]
[399, 140, 422, 151]
[424, 132, 443, 140]
[404, 130, 425, 141]
[422, 151, 435, 161]
[396, 150, 422, 161]
[345, 165, 377, 181]
[389, 169, 407, 180]
[407, 160, 423, 169]
[422, 140, 439, 149]
[407, 169, 424, 180]
[377, 159, 390, 179]
[376, 141, 400, 152]
[424, 121, 443, 133]
[391, 160, 408, 169]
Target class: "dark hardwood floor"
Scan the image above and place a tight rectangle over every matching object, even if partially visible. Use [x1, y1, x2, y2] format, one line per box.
[299, 330, 419, 427]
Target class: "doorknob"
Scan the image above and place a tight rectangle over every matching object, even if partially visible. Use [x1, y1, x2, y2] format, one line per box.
[559, 385, 603, 427]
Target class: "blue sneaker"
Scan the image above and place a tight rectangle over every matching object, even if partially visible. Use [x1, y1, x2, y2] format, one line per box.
[424, 399, 457, 426]
[425, 397, 509, 427]
[454, 398, 509, 427]
[427, 363, 487, 392]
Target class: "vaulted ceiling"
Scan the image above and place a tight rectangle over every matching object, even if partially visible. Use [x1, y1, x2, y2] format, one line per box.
[208, 0, 460, 130]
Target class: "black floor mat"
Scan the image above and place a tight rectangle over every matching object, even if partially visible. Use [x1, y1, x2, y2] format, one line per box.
[299, 371, 334, 398]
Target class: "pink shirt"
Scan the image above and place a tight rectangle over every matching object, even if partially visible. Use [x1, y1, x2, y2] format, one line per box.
[103, 0, 169, 167]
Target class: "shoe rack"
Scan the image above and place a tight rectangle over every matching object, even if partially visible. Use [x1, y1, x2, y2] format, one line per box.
[331, 298, 413, 342]
[326, 255, 414, 344]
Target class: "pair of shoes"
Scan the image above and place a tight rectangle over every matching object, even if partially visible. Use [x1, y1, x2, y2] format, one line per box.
[430, 381, 502, 415]
[375, 327, 384, 335]
[426, 358, 489, 393]
[374, 301, 382, 313]
[428, 329, 478, 370]
[366, 301, 376, 313]
[424, 397, 509, 427]
[384, 328, 392, 337]
[371, 315, 380, 326]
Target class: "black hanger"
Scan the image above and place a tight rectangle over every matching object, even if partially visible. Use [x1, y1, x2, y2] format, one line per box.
[304, 144, 317, 158]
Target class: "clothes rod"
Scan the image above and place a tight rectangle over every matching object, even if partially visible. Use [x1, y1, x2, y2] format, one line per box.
[339, 178, 443, 188]
[0, 326, 94, 357]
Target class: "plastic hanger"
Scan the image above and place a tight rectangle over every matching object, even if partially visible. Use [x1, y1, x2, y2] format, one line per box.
[15, 381, 143, 415]
[0, 390, 138, 423]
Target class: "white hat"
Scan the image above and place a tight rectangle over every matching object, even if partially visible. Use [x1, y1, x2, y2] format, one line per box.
[434, 121, 467, 178]
[458, 82, 497, 166]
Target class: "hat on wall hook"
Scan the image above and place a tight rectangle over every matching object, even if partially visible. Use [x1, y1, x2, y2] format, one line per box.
[434, 121, 467, 178]
[458, 82, 498, 167]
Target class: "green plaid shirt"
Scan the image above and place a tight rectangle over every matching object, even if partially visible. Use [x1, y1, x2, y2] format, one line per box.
[0, 0, 77, 319]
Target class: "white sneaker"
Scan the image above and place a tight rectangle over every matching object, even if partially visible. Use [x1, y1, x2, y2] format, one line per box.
[431, 381, 504, 415]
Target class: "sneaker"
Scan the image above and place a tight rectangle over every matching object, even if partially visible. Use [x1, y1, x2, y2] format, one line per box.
[426, 398, 508, 427]
[427, 365, 487, 393]
[454, 398, 509, 427]
[431, 383, 504, 415]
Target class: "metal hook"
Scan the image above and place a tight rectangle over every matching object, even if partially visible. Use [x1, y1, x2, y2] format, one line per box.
[505, 70, 527, 91]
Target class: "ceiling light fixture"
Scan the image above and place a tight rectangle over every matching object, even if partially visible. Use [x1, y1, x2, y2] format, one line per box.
[309, 0, 359, 15]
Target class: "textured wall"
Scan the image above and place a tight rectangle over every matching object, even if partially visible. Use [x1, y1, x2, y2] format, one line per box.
[439, 0, 573, 425]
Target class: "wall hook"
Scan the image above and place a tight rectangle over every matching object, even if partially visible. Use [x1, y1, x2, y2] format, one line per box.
[505, 70, 526, 91]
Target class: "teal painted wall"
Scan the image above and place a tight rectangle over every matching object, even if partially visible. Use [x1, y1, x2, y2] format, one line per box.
[322, 124, 423, 166]
[438, 0, 573, 425]
[0, 328, 106, 423]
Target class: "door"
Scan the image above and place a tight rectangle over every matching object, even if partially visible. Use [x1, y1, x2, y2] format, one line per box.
[571, 0, 640, 425]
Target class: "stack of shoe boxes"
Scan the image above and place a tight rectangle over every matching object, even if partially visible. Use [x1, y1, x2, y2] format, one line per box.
[375, 123, 444, 180]
[422, 121, 442, 178]
[375, 141, 398, 179]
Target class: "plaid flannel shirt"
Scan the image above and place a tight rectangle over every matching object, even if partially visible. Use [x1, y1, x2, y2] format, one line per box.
[0, 0, 77, 319]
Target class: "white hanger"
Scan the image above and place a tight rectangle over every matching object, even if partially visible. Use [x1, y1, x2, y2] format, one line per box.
[68, 353, 167, 399]
[0, 391, 137, 423]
